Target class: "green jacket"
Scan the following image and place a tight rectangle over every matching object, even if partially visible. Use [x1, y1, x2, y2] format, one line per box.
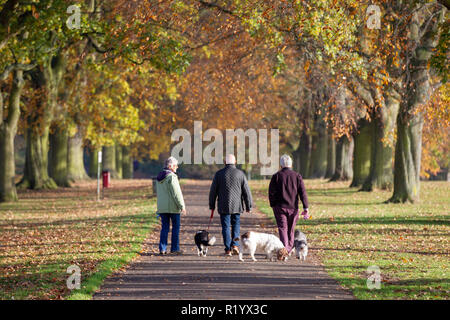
[156, 172, 185, 214]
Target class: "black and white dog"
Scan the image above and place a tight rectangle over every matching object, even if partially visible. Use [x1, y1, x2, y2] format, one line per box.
[293, 230, 308, 261]
[194, 230, 216, 257]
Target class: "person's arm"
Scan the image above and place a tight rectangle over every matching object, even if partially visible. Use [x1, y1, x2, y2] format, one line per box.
[268, 174, 278, 207]
[167, 174, 185, 212]
[297, 174, 309, 210]
[209, 173, 218, 210]
[241, 174, 252, 212]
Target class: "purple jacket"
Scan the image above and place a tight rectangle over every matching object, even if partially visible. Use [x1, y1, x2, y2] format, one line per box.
[268, 167, 309, 210]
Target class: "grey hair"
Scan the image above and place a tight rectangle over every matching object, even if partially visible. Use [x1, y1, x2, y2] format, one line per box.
[165, 156, 178, 168]
[280, 154, 293, 168]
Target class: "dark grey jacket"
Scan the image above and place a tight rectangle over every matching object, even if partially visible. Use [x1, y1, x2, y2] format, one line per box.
[209, 165, 252, 214]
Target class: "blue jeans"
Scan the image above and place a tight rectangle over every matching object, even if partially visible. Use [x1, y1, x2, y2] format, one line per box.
[220, 213, 241, 252]
[159, 213, 181, 253]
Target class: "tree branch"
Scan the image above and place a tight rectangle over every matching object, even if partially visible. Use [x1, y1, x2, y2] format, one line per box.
[197, 0, 234, 15]
[0, 63, 35, 81]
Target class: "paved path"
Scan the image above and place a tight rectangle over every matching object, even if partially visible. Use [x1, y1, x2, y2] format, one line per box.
[93, 180, 354, 300]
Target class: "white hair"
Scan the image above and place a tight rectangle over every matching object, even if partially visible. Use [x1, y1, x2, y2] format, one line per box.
[225, 154, 236, 165]
[165, 156, 178, 168]
[280, 154, 292, 168]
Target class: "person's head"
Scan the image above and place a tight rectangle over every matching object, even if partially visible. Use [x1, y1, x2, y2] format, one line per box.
[165, 156, 179, 173]
[280, 154, 293, 168]
[225, 154, 236, 165]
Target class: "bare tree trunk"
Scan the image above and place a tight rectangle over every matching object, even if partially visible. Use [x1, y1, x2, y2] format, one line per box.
[48, 124, 70, 187]
[325, 132, 336, 179]
[67, 126, 89, 181]
[0, 69, 24, 202]
[122, 146, 133, 179]
[350, 120, 371, 187]
[115, 143, 123, 179]
[309, 117, 328, 178]
[102, 145, 118, 178]
[88, 145, 100, 178]
[299, 131, 311, 178]
[361, 89, 400, 191]
[389, 6, 445, 202]
[18, 53, 65, 190]
[330, 135, 351, 181]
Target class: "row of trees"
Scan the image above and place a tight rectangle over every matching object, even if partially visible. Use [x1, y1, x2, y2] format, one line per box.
[0, 0, 192, 201]
[175, 0, 449, 203]
[1, 0, 448, 204]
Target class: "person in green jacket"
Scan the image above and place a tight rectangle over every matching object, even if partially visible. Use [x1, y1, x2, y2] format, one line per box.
[156, 156, 186, 255]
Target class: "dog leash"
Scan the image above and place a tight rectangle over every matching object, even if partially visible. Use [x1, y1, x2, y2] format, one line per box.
[207, 209, 214, 231]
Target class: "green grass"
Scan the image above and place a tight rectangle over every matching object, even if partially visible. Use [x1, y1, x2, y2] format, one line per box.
[0, 180, 157, 300]
[250, 179, 450, 300]
[67, 212, 156, 300]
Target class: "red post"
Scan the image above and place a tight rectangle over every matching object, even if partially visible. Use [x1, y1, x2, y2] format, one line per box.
[102, 170, 110, 188]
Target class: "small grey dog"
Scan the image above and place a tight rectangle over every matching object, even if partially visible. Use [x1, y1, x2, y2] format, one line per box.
[293, 230, 308, 261]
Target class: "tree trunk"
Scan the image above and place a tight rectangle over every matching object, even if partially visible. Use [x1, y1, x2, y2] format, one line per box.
[389, 7, 445, 202]
[0, 70, 24, 202]
[309, 120, 328, 178]
[48, 124, 70, 187]
[115, 143, 123, 179]
[330, 135, 351, 181]
[18, 126, 58, 189]
[122, 146, 133, 179]
[325, 133, 336, 179]
[102, 145, 118, 178]
[18, 53, 65, 190]
[67, 126, 89, 181]
[390, 113, 424, 203]
[361, 90, 400, 191]
[350, 120, 371, 187]
[88, 146, 100, 178]
[344, 137, 353, 180]
[298, 131, 311, 178]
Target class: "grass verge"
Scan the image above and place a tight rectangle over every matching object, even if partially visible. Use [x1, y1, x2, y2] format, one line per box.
[0, 179, 157, 300]
[250, 179, 449, 300]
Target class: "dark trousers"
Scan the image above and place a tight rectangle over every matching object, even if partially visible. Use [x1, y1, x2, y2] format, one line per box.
[272, 206, 299, 253]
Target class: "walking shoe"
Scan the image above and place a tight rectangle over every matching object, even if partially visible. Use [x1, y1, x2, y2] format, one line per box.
[231, 246, 240, 255]
[170, 250, 184, 255]
[159, 251, 167, 255]
[224, 250, 232, 256]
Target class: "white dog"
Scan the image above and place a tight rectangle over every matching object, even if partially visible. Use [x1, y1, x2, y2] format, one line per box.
[236, 231, 288, 262]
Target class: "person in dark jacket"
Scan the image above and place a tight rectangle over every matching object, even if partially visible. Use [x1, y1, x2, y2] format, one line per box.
[209, 154, 252, 256]
[269, 154, 309, 254]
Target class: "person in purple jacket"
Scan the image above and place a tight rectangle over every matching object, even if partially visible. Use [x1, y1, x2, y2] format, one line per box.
[268, 154, 309, 255]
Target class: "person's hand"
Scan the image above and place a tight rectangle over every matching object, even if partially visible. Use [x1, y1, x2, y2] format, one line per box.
[181, 208, 187, 215]
[301, 208, 310, 219]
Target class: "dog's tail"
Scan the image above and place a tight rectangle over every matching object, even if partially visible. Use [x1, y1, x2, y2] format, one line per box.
[208, 236, 216, 246]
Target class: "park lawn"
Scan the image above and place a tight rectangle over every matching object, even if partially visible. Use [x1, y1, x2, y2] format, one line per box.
[250, 179, 449, 300]
[0, 179, 157, 300]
